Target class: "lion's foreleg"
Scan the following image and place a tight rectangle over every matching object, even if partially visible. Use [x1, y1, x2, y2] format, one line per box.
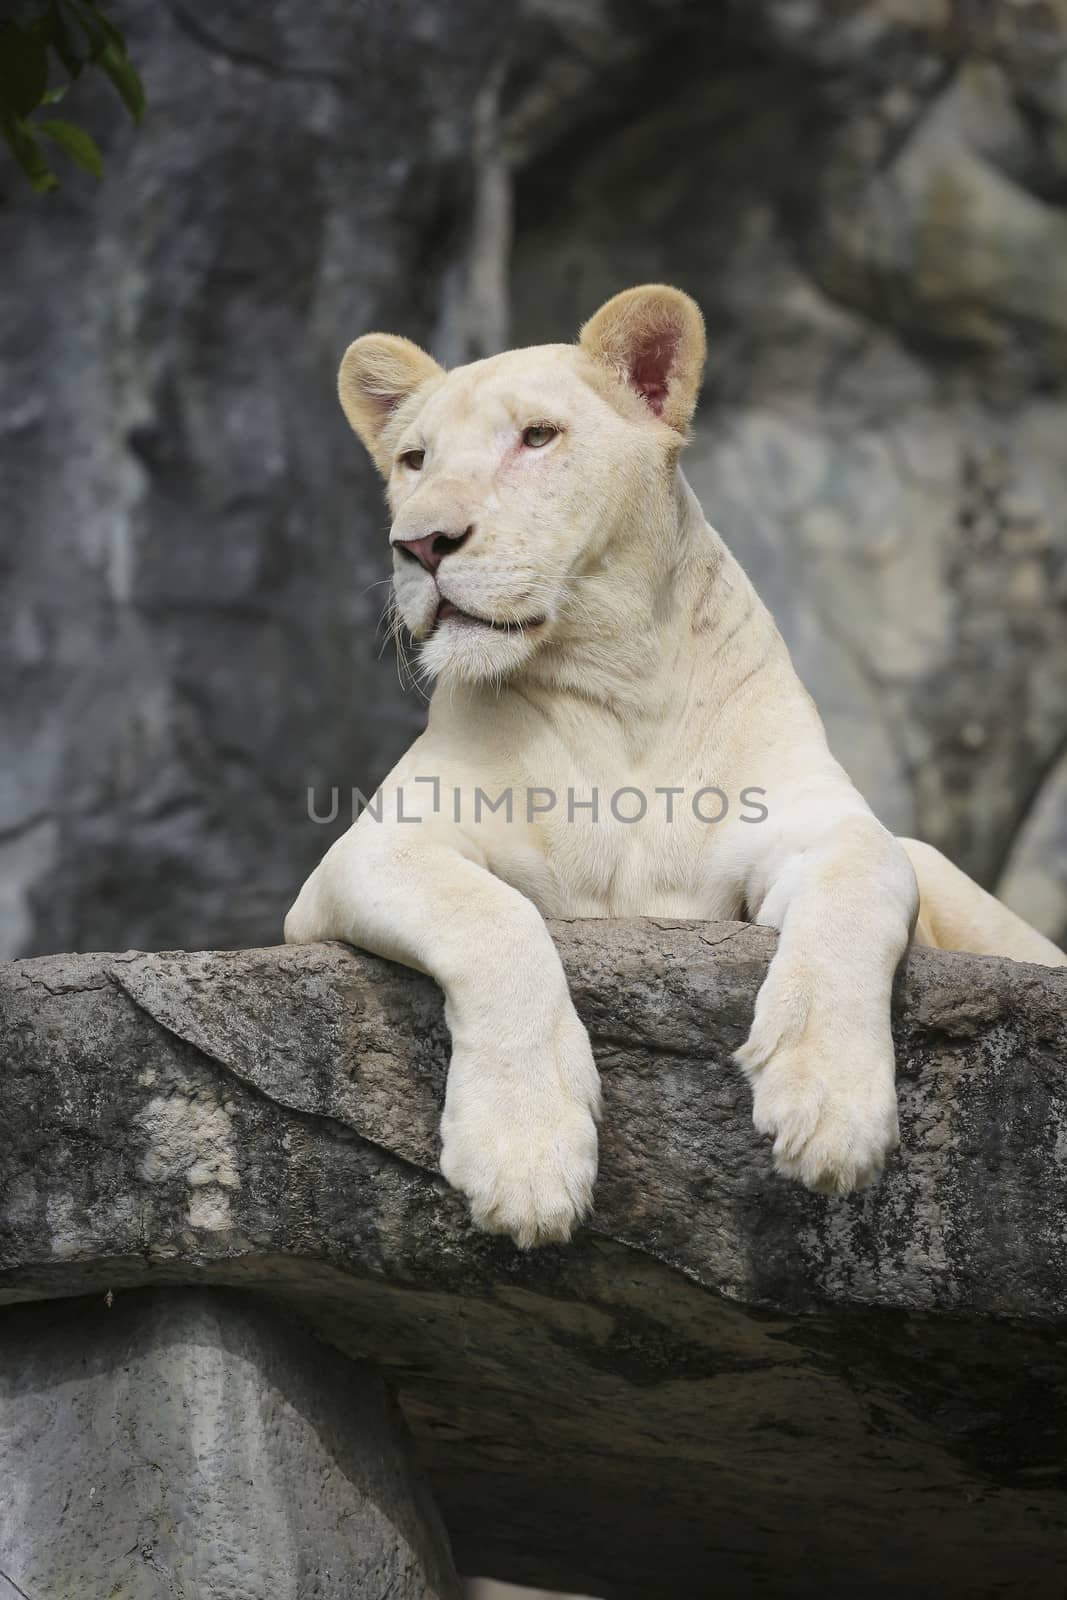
[286, 821, 601, 1246]
[736, 812, 918, 1192]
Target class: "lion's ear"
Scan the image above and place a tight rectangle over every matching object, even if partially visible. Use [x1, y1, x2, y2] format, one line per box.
[579, 285, 706, 435]
[338, 334, 444, 475]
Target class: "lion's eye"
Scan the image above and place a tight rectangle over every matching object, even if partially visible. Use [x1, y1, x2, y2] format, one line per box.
[522, 424, 559, 449]
[399, 449, 425, 471]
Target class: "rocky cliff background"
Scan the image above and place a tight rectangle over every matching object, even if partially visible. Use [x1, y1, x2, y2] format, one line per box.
[2, 0, 1066, 961]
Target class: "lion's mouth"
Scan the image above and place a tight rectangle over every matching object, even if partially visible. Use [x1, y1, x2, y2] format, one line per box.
[434, 598, 546, 633]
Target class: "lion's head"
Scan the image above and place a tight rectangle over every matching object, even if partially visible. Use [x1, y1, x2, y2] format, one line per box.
[338, 285, 706, 686]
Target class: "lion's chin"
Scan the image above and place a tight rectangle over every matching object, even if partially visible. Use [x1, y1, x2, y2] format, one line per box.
[417, 616, 542, 685]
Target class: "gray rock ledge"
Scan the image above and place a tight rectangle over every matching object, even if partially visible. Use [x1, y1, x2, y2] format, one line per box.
[2, 922, 1067, 1597]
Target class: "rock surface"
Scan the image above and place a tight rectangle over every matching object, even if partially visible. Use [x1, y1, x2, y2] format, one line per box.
[3, 921, 1067, 1596]
[0, 0, 515, 959]
[0, 1289, 461, 1600]
[2, 0, 1066, 962]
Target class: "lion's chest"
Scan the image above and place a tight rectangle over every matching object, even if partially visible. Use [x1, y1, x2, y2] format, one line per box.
[485, 777, 745, 920]
[461, 690, 755, 920]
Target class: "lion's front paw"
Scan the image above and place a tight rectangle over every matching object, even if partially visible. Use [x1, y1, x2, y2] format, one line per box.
[440, 1098, 599, 1248]
[741, 1043, 899, 1195]
[439, 1009, 601, 1248]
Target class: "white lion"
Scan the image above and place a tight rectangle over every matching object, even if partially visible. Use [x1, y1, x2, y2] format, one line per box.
[286, 285, 1065, 1248]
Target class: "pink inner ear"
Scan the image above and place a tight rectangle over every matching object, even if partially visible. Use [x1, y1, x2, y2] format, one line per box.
[630, 333, 678, 417]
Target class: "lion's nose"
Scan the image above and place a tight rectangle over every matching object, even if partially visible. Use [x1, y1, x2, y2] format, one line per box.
[393, 525, 473, 575]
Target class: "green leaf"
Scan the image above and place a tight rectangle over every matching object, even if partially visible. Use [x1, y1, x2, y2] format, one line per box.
[0, 110, 58, 189]
[82, 2, 125, 52]
[37, 114, 102, 175]
[97, 39, 143, 122]
[0, 4, 146, 188]
[0, 23, 50, 117]
[47, 0, 89, 78]
[54, 0, 120, 59]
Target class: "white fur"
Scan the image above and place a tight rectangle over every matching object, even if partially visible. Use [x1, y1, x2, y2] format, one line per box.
[288, 286, 1066, 1247]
